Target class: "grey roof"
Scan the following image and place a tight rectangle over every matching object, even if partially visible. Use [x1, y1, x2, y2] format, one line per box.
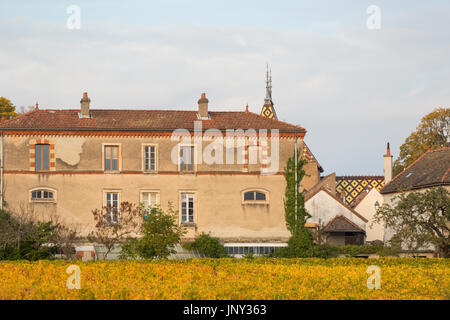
[381, 147, 450, 194]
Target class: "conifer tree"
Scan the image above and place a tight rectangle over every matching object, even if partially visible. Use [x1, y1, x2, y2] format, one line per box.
[284, 151, 313, 249]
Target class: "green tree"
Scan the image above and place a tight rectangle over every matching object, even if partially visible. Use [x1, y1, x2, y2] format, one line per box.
[374, 187, 449, 257]
[121, 203, 185, 259]
[283, 151, 313, 252]
[184, 233, 227, 258]
[393, 107, 449, 175]
[0, 209, 58, 260]
[0, 97, 18, 119]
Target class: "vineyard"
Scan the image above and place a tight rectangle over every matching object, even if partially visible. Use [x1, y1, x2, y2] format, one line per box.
[0, 258, 448, 300]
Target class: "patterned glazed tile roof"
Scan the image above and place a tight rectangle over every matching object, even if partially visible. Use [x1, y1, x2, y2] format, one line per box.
[336, 176, 385, 207]
[302, 142, 323, 172]
[302, 143, 316, 162]
[0, 109, 306, 133]
[261, 103, 278, 120]
[381, 147, 450, 194]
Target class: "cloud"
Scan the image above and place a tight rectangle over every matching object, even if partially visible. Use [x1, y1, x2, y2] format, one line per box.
[0, 5, 449, 175]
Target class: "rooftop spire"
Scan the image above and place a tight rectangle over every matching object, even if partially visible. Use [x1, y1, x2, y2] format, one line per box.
[265, 64, 272, 103]
[261, 64, 278, 120]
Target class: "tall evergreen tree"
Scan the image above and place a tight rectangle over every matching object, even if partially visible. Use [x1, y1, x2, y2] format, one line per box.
[284, 151, 313, 249]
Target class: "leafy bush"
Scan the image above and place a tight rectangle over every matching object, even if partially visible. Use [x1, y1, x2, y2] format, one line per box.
[272, 236, 320, 258]
[184, 233, 227, 258]
[121, 203, 185, 259]
[272, 239, 398, 258]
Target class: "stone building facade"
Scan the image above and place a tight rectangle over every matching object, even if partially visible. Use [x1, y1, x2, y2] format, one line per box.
[0, 92, 323, 249]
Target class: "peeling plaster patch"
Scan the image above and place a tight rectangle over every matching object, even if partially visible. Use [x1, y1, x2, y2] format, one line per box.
[11, 136, 29, 147]
[55, 137, 86, 166]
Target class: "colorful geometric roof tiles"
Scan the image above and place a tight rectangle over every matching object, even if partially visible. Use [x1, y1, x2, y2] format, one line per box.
[302, 143, 318, 162]
[261, 104, 277, 120]
[302, 142, 324, 172]
[336, 176, 385, 207]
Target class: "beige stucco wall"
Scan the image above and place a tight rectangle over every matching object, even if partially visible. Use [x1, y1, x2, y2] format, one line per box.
[354, 188, 385, 242]
[2, 134, 321, 242]
[4, 135, 318, 180]
[305, 190, 366, 230]
[4, 173, 292, 241]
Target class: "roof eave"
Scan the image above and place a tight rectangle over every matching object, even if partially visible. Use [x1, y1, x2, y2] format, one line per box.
[0, 127, 306, 133]
[380, 182, 450, 194]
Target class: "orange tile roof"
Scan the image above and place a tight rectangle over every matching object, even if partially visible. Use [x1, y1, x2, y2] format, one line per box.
[0, 109, 306, 133]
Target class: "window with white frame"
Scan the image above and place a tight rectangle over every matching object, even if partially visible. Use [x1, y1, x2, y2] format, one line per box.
[105, 192, 120, 223]
[181, 193, 195, 223]
[141, 191, 159, 215]
[143, 145, 157, 172]
[244, 191, 267, 202]
[30, 189, 55, 201]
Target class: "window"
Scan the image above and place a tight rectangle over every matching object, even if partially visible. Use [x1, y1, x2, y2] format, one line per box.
[104, 146, 119, 171]
[35, 144, 50, 170]
[144, 145, 157, 171]
[225, 245, 285, 256]
[180, 146, 195, 172]
[181, 193, 194, 223]
[141, 191, 159, 215]
[30, 189, 55, 201]
[244, 191, 266, 201]
[105, 192, 120, 223]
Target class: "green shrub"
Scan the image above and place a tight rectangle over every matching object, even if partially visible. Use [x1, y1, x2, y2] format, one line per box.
[0, 209, 58, 260]
[243, 252, 255, 259]
[121, 203, 185, 259]
[271, 239, 398, 258]
[272, 236, 319, 258]
[184, 233, 227, 258]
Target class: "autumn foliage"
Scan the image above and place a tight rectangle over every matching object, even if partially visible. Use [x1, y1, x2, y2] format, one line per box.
[0, 258, 448, 300]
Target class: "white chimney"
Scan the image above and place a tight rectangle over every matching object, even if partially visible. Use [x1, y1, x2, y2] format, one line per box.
[384, 142, 393, 182]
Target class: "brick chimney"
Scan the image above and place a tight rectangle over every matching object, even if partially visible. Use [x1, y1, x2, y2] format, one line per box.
[197, 93, 209, 119]
[384, 142, 393, 183]
[80, 92, 91, 118]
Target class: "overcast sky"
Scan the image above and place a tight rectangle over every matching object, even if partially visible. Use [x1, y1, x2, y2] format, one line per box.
[1, 0, 449, 175]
